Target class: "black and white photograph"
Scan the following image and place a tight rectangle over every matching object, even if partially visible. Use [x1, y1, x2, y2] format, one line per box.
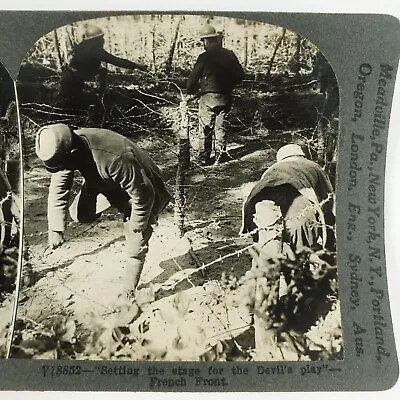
[0, 63, 22, 358]
[13, 13, 342, 362]
[0, 2, 398, 394]
[11, 13, 340, 361]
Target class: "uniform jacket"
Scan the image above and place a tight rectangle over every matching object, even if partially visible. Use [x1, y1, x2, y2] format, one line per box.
[187, 47, 244, 96]
[68, 40, 140, 81]
[240, 157, 335, 236]
[48, 128, 172, 232]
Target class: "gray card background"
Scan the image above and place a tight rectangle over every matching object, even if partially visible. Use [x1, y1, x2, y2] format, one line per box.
[0, 6, 399, 393]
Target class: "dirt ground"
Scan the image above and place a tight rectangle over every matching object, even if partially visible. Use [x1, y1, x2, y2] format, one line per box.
[18, 123, 281, 359]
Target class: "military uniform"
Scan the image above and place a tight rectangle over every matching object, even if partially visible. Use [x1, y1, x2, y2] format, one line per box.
[38, 125, 171, 292]
[187, 32, 244, 163]
[58, 26, 145, 112]
[240, 150, 335, 251]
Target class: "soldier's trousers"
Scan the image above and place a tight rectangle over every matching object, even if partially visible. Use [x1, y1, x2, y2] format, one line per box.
[249, 184, 335, 251]
[57, 67, 106, 127]
[69, 182, 154, 291]
[198, 93, 231, 161]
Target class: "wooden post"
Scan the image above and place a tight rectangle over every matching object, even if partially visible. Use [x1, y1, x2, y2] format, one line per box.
[251, 200, 283, 360]
[253, 278, 281, 361]
[174, 99, 190, 237]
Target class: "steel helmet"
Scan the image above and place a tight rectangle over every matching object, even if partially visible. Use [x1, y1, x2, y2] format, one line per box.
[199, 24, 220, 40]
[276, 144, 305, 162]
[35, 124, 74, 172]
[83, 25, 104, 41]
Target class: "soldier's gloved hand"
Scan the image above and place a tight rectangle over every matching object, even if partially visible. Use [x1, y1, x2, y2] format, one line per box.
[49, 230, 65, 250]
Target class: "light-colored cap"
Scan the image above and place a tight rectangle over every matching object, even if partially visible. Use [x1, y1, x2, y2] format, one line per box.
[35, 124, 73, 172]
[276, 144, 305, 162]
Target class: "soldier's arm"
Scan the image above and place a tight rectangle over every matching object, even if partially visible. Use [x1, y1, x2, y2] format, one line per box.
[108, 153, 155, 231]
[48, 170, 74, 234]
[101, 49, 147, 71]
[187, 55, 204, 95]
[229, 51, 245, 85]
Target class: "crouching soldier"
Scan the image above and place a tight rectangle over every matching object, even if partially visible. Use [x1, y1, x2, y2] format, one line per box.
[35, 124, 172, 300]
[239, 146, 336, 358]
[240, 144, 336, 254]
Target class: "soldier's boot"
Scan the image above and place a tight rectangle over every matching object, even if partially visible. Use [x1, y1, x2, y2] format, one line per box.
[202, 127, 213, 165]
[213, 149, 233, 165]
[203, 151, 212, 166]
[124, 257, 144, 296]
[118, 258, 145, 324]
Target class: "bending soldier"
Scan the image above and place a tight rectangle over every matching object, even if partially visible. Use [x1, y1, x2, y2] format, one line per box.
[240, 144, 336, 253]
[58, 24, 147, 109]
[35, 124, 172, 298]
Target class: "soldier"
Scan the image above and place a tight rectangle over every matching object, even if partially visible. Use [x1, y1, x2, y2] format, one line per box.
[0, 168, 19, 290]
[187, 24, 244, 165]
[0, 169, 14, 251]
[35, 124, 172, 299]
[240, 144, 336, 252]
[58, 24, 147, 109]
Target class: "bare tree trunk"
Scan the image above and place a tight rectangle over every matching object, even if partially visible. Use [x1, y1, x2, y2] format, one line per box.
[292, 34, 301, 77]
[165, 17, 182, 75]
[243, 35, 248, 69]
[151, 27, 157, 73]
[52, 30, 63, 69]
[266, 28, 287, 77]
[174, 100, 190, 236]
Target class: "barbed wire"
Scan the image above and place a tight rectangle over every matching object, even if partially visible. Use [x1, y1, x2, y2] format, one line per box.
[15, 75, 338, 359]
[153, 230, 251, 353]
[0, 191, 12, 207]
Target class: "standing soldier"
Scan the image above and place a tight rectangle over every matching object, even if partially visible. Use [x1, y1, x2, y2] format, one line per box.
[58, 24, 147, 112]
[187, 24, 244, 165]
[35, 124, 172, 304]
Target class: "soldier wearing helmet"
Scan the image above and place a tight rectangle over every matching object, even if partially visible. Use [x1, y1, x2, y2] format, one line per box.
[58, 24, 147, 110]
[240, 144, 335, 251]
[187, 24, 244, 165]
[35, 123, 172, 300]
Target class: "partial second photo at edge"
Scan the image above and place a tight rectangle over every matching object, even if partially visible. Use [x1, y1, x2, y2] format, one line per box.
[0, 62, 22, 359]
